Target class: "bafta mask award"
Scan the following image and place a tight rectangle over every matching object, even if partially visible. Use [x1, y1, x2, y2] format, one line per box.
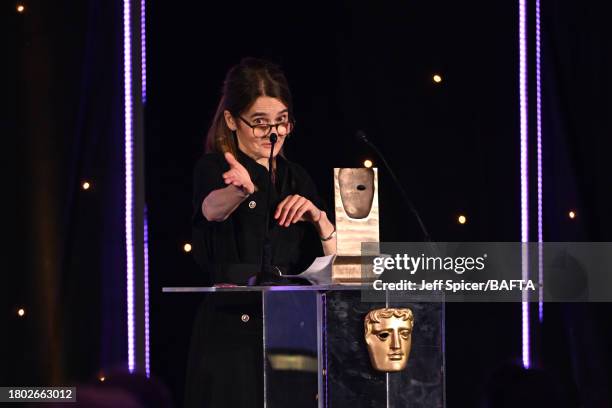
[364, 308, 414, 372]
[332, 168, 380, 283]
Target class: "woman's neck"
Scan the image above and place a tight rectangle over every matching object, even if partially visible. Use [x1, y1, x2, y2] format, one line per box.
[237, 143, 271, 170]
[237, 146, 272, 170]
[256, 158, 270, 170]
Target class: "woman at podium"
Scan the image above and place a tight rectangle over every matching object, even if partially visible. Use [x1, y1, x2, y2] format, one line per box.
[184, 58, 336, 407]
[191, 57, 336, 284]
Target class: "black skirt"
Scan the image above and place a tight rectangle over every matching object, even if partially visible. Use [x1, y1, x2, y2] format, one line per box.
[183, 292, 264, 408]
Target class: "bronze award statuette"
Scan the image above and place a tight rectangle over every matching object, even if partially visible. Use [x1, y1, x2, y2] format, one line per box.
[338, 168, 375, 219]
[332, 168, 380, 283]
[364, 308, 414, 372]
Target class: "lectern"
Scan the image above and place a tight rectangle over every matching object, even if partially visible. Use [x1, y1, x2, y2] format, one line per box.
[163, 285, 445, 407]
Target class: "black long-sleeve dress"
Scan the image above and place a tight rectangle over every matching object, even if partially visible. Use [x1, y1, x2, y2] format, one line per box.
[184, 149, 325, 407]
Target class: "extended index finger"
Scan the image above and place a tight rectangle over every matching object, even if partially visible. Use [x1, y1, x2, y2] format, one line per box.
[224, 152, 241, 169]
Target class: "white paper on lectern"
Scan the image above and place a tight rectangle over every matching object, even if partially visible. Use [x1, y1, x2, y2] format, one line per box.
[282, 254, 336, 285]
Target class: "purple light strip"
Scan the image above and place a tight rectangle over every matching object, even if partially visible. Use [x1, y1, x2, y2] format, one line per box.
[140, 0, 147, 102]
[144, 207, 150, 377]
[123, 0, 135, 373]
[141, 0, 150, 377]
[323, 293, 328, 408]
[519, 0, 531, 369]
[536, 0, 544, 323]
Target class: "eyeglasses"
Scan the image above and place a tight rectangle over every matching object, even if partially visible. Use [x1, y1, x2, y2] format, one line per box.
[238, 116, 294, 138]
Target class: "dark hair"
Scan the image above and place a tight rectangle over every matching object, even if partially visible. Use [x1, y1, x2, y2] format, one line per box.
[205, 58, 293, 155]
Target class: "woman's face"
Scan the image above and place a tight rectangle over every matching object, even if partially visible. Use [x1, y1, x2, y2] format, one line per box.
[224, 96, 290, 163]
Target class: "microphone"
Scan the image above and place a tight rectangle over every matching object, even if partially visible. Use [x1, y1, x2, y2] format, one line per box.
[251, 133, 280, 285]
[355, 130, 433, 243]
[355, 130, 369, 144]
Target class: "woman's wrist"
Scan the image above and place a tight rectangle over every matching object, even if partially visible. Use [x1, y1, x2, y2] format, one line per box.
[314, 210, 335, 239]
[230, 183, 251, 198]
[240, 181, 256, 195]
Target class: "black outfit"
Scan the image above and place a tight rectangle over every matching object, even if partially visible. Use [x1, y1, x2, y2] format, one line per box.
[184, 149, 325, 408]
[191, 149, 325, 284]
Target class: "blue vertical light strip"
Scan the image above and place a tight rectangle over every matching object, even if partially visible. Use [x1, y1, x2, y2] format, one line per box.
[144, 207, 151, 377]
[535, 0, 544, 323]
[518, 0, 531, 369]
[141, 0, 147, 103]
[123, 0, 136, 373]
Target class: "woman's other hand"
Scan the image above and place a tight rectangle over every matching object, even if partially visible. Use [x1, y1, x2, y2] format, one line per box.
[274, 194, 321, 227]
[223, 152, 255, 195]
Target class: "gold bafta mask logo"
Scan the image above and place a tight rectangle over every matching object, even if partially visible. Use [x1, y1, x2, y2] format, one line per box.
[364, 308, 414, 372]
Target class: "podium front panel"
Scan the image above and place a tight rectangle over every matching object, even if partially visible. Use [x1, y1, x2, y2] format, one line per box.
[163, 286, 445, 407]
[263, 290, 320, 407]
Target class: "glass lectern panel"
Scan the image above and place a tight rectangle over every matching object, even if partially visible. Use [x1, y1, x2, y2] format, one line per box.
[162, 286, 445, 407]
[263, 290, 320, 407]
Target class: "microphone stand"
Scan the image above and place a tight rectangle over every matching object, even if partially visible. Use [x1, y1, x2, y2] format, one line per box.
[356, 130, 436, 245]
[251, 133, 278, 286]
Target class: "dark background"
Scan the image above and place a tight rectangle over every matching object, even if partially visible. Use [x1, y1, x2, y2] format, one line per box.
[4, 0, 612, 407]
